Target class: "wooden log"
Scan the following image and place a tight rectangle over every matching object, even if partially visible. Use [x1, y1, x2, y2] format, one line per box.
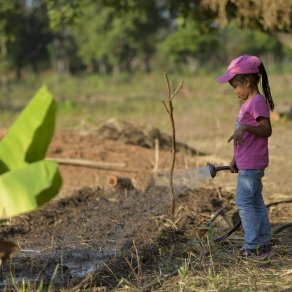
[108, 175, 134, 190]
[47, 157, 137, 172]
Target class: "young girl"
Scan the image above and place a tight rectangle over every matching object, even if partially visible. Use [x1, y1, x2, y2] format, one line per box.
[217, 55, 275, 260]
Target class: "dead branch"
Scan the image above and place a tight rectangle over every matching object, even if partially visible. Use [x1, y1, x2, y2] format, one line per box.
[162, 72, 183, 215]
[133, 240, 142, 288]
[47, 157, 137, 172]
[203, 198, 292, 243]
[272, 222, 292, 234]
[152, 138, 159, 173]
[206, 206, 230, 227]
[266, 199, 292, 208]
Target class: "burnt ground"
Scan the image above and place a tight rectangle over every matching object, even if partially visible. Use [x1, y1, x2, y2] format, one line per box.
[0, 129, 291, 290]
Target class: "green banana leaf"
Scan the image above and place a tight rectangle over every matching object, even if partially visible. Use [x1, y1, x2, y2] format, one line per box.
[0, 160, 62, 219]
[0, 85, 56, 174]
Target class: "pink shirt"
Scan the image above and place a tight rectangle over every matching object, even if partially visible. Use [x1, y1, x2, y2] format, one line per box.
[234, 94, 270, 169]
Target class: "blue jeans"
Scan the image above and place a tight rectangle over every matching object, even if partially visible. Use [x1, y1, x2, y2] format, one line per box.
[236, 169, 271, 249]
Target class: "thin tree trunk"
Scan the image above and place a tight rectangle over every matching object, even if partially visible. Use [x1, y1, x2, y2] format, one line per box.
[162, 73, 183, 215]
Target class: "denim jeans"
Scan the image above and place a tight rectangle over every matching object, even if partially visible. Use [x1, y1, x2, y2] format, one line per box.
[236, 169, 272, 249]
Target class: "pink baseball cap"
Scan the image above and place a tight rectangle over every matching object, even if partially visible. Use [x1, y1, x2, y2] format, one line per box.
[217, 55, 262, 83]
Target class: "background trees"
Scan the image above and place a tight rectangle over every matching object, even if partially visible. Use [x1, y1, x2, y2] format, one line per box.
[0, 0, 291, 78]
[71, 0, 165, 73]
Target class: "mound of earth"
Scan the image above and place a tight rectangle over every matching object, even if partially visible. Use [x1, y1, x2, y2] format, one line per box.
[47, 131, 212, 195]
[0, 184, 234, 289]
[94, 118, 203, 155]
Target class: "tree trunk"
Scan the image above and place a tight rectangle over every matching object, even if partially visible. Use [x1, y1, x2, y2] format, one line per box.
[51, 38, 70, 75]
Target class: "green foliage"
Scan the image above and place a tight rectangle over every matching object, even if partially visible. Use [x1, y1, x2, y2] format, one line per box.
[222, 22, 281, 60]
[44, 0, 81, 31]
[0, 1, 22, 74]
[10, 264, 59, 291]
[72, 0, 164, 72]
[0, 160, 61, 218]
[0, 85, 62, 219]
[178, 261, 189, 279]
[0, 1, 52, 78]
[1, 1, 292, 76]
[0, 86, 56, 173]
[160, 18, 218, 65]
[0, 1, 22, 46]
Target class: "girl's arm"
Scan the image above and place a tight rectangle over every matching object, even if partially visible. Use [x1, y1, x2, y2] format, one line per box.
[242, 116, 272, 137]
[231, 117, 272, 145]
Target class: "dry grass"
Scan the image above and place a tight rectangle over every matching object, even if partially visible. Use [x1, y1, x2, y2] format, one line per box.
[154, 210, 291, 291]
[63, 202, 291, 291]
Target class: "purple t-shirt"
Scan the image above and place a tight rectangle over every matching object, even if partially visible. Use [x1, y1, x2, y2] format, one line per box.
[234, 94, 270, 170]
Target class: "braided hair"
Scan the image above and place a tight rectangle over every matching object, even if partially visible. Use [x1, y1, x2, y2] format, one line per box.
[259, 63, 274, 111]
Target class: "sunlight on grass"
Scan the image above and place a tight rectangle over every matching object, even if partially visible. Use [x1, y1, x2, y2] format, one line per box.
[0, 71, 291, 130]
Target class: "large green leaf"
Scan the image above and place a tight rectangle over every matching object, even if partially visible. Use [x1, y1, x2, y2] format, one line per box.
[0, 85, 56, 174]
[0, 160, 62, 219]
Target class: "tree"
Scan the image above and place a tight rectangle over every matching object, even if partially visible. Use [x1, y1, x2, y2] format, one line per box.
[159, 17, 219, 72]
[1, 0, 292, 76]
[0, 1, 23, 79]
[71, 0, 166, 73]
[0, 1, 52, 80]
[177, 0, 292, 32]
[44, 0, 81, 74]
[219, 21, 282, 63]
[186, 0, 292, 49]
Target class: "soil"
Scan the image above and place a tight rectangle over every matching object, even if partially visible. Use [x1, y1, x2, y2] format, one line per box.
[0, 120, 291, 290]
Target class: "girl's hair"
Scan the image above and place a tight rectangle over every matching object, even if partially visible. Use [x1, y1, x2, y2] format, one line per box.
[230, 63, 275, 111]
[259, 63, 274, 111]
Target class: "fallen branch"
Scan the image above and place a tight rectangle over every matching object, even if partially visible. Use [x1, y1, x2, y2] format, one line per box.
[207, 206, 230, 227]
[266, 199, 292, 208]
[46, 157, 137, 172]
[143, 199, 292, 290]
[205, 198, 292, 243]
[152, 138, 159, 173]
[213, 221, 241, 242]
[272, 222, 292, 234]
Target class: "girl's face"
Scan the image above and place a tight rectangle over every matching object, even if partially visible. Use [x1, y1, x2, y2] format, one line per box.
[229, 79, 252, 101]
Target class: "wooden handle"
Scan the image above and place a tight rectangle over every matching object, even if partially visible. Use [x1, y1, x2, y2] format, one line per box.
[216, 166, 231, 171]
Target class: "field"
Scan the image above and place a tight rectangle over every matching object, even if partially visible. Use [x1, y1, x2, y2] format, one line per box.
[0, 72, 292, 291]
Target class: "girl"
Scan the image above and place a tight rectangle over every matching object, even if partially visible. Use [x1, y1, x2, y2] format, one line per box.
[217, 55, 275, 260]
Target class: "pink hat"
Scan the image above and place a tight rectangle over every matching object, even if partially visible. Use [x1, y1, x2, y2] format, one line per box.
[217, 55, 262, 83]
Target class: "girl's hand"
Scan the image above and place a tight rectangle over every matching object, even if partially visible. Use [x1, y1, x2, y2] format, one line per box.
[229, 157, 238, 173]
[228, 125, 247, 146]
[228, 118, 271, 144]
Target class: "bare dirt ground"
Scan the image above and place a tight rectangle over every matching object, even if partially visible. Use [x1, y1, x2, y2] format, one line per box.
[0, 118, 291, 291]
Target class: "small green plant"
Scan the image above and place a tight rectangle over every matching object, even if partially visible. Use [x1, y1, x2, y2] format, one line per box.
[178, 260, 189, 279]
[0, 85, 62, 219]
[9, 265, 59, 291]
[0, 85, 62, 265]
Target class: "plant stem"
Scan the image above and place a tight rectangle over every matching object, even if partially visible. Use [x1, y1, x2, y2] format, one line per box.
[162, 73, 183, 215]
